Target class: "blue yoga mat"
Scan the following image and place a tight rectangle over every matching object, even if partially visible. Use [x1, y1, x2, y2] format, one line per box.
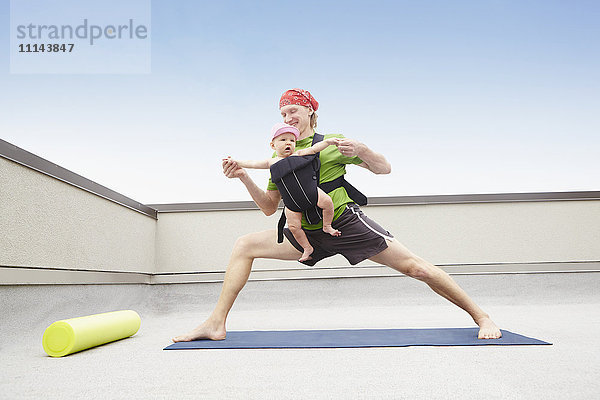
[164, 328, 551, 350]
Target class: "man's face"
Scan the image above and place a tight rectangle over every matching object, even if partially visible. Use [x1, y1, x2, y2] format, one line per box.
[280, 105, 311, 134]
[271, 133, 297, 156]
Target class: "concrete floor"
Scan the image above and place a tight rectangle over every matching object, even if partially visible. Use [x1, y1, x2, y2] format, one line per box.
[1, 272, 599, 399]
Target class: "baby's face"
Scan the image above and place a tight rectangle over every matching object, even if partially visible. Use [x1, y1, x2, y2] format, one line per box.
[271, 133, 297, 157]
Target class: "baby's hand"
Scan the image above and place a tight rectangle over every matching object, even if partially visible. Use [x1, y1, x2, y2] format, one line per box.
[325, 138, 342, 146]
[222, 156, 246, 179]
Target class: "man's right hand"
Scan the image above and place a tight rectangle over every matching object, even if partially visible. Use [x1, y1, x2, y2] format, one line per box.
[222, 156, 247, 179]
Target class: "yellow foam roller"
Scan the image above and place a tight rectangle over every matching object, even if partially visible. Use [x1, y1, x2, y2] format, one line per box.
[42, 310, 141, 357]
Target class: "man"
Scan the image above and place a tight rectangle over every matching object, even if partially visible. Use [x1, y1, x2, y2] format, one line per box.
[173, 89, 501, 342]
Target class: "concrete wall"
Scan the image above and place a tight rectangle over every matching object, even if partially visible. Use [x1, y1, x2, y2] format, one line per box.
[0, 157, 156, 283]
[155, 200, 600, 275]
[155, 209, 281, 273]
[364, 201, 600, 265]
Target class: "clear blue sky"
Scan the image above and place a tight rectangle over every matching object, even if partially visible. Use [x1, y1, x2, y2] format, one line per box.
[1, 0, 598, 203]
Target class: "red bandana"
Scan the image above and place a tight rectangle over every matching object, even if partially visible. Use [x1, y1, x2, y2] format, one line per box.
[279, 88, 319, 111]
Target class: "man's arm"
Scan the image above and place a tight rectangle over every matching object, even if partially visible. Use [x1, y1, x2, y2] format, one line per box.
[337, 139, 391, 174]
[239, 175, 281, 216]
[222, 158, 281, 215]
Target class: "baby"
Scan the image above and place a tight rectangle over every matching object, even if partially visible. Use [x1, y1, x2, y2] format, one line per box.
[225, 123, 341, 262]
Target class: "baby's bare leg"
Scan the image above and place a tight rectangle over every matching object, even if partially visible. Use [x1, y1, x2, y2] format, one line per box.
[285, 208, 313, 262]
[317, 189, 341, 237]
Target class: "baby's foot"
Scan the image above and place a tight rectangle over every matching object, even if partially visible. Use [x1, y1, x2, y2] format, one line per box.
[299, 247, 313, 262]
[323, 225, 341, 237]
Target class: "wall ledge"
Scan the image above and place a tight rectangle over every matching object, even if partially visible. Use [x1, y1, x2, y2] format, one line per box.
[148, 191, 600, 213]
[3, 261, 599, 285]
[1, 138, 157, 219]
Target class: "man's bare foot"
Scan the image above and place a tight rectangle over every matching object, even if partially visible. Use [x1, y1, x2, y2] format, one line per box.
[172, 320, 226, 342]
[476, 316, 502, 339]
[299, 247, 313, 262]
[323, 225, 341, 237]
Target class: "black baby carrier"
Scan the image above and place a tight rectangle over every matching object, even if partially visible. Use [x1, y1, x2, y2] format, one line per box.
[270, 134, 368, 243]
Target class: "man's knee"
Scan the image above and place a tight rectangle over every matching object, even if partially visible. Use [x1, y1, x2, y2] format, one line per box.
[233, 233, 262, 258]
[403, 257, 436, 281]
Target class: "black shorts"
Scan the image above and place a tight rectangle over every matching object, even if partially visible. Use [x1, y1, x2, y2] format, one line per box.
[284, 203, 394, 266]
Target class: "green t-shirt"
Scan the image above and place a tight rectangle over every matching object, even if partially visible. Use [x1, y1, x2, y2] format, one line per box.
[267, 133, 363, 230]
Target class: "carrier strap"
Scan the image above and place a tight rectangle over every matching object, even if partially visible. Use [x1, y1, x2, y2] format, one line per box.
[277, 209, 287, 243]
[318, 176, 367, 206]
